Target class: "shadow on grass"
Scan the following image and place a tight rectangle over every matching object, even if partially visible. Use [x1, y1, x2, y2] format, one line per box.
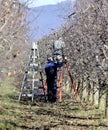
[35, 108, 108, 128]
[19, 96, 46, 106]
[0, 120, 32, 130]
[6, 94, 18, 100]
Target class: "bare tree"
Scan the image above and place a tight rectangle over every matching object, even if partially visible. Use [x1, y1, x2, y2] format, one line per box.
[0, 0, 30, 83]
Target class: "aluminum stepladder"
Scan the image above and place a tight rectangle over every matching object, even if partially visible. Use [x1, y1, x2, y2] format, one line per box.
[19, 42, 46, 103]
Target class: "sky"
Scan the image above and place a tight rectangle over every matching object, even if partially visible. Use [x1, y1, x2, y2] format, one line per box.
[21, 0, 72, 8]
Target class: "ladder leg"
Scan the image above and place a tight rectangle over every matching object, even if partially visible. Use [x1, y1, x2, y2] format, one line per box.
[65, 63, 79, 98]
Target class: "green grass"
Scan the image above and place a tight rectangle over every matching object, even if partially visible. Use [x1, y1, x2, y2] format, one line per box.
[0, 78, 21, 129]
[0, 78, 108, 130]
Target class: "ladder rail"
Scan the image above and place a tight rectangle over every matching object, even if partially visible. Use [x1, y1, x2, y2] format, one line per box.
[19, 49, 32, 101]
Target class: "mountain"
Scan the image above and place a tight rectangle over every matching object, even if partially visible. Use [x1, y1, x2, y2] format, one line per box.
[27, 0, 74, 41]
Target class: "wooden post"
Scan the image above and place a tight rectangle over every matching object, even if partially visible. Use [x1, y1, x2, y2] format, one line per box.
[105, 87, 108, 118]
[59, 67, 63, 102]
[77, 78, 81, 94]
[87, 80, 91, 101]
[65, 63, 78, 98]
[80, 77, 84, 100]
[92, 81, 95, 104]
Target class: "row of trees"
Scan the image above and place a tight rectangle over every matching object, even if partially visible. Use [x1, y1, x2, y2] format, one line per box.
[0, 0, 30, 83]
[62, 0, 108, 117]
[38, 0, 108, 117]
[64, 0, 108, 84]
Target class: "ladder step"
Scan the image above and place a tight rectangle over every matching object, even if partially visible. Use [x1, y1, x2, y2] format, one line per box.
[35, 86, 44, 90]
[27, 79, 39, 82]
[32, 56, 38, 59]
[30, 63, 39, 67]
[34, 94, 45, 96]
[27, 71, 38, 74]
[21, 94, 32, 97]
[21, 93, 45, 97]
[23, 86, 31, 89]
[23, 86, 44, 90]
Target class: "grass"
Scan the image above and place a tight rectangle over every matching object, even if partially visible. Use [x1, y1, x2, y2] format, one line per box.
[0, 78, 21, 129]
[0, 78, 108, 130]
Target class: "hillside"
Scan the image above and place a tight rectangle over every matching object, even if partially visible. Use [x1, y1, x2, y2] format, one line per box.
[27, 1, 73, 41]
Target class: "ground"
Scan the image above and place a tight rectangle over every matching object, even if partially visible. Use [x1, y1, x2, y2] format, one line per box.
[0, 78, 108, 130]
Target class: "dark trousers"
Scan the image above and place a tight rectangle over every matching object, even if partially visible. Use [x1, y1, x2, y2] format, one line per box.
[46, 79, 57, 102]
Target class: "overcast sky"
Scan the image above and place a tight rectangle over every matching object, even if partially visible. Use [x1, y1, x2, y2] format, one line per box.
[21, 0, 74, 8]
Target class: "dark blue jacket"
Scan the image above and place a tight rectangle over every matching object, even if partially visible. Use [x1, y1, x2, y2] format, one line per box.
[45, 61, 57, 80]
